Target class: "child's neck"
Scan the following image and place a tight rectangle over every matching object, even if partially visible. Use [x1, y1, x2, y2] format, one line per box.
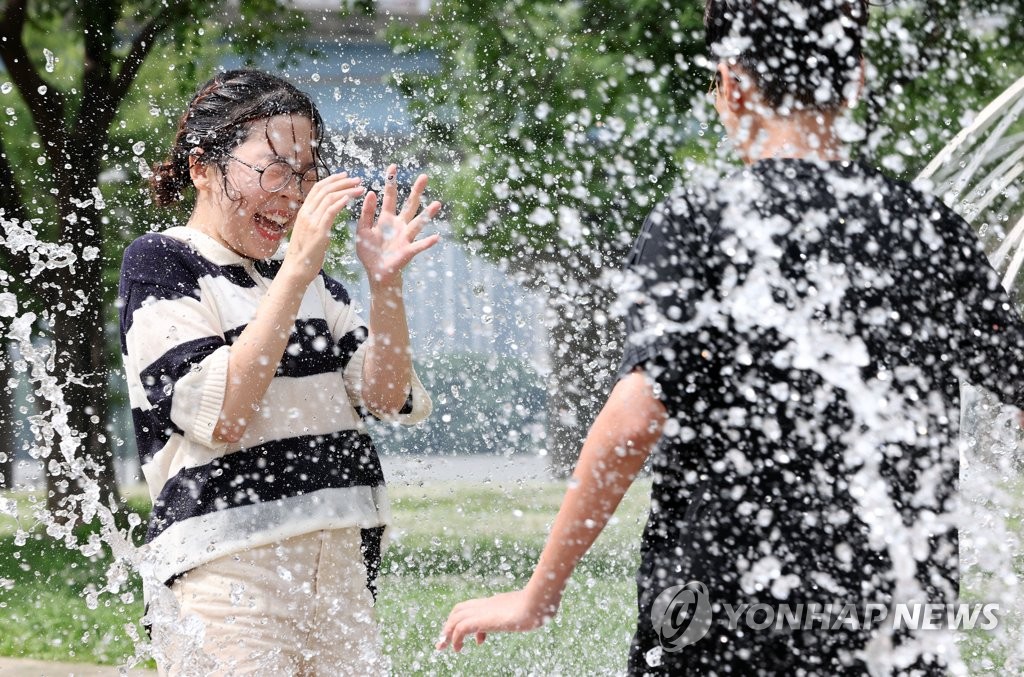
[739, 109, 846, 164]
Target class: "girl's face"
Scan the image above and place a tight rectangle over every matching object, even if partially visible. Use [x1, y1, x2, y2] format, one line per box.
[192, 114, 321, 260]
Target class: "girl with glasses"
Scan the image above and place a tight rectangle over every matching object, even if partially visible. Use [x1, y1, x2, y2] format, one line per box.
[119, 68, 438, 675]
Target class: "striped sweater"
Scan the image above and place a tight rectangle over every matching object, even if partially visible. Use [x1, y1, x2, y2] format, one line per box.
[119, 226, 430, 585]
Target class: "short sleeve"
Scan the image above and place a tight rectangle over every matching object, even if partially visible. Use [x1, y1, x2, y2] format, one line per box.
[119, 237, 230, 453]
[616, 193, 722, 404]
[939, 210, 1024, 407]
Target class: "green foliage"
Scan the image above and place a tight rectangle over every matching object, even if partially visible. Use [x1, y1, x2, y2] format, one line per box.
[1, 480, 1020, 672]
[389, 0, 713, 471]
[860, 1, 1024, 178]
[0, 492, 151, 666]
[390, 0, 708, 271]
[393, 0, 1024, 248]
[385, 480, 648, 579]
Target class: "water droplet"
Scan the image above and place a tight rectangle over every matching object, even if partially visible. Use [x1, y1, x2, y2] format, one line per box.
[37, 85, 47, 95]
[229, 582, 244, 605]
[311, 72, 321, 82]
[132, 141, 146, 155]
[0, 82, 12, 94]
[43, 48, 55, 73]
[341, 63, 351, 73]
[0, 292, 17, 318]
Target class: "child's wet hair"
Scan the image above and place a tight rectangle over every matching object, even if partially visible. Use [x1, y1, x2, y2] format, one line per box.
[704, 0, 870, 111]
[151, 69, 329, 206]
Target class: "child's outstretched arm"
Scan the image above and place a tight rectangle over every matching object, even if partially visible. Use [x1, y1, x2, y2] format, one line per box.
[436, 369, 667, 652]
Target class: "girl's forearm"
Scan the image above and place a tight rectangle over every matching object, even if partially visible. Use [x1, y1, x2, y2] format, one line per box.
[215, 270, 309, 442]
[361, 280, 414, 414]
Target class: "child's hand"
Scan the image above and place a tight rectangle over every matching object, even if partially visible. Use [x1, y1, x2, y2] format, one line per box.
[435, 588, 560, 653]
[356, 163, 441, 291]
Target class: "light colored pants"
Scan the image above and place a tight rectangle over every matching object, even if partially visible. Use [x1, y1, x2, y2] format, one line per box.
[151, 528, 387, 676]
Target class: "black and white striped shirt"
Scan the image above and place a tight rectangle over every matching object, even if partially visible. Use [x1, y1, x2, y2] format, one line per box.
[119, 226, 430, 584]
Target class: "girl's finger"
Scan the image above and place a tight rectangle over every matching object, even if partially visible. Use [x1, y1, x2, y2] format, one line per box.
[404, 201, 442, 240]
[400, 173, 429, 223]
[380, 164, 399, 215]
[304, 186, 361, 230]
[302, 174, 360, 212]
[320, 193, 354, 228]
[333, 176, 363, 190]
[406, 232, 441, 257]
[358, 191, 378, 232]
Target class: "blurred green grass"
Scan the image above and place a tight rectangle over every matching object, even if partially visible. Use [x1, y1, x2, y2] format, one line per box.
[380, 479, 650, 674]
[0, 479, 650, 673]
[2, 476, 1021, 674]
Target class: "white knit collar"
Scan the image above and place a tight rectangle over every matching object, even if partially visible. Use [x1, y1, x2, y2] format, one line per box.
[160, 225, 287, 266]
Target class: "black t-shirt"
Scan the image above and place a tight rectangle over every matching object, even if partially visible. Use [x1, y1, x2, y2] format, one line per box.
[618, 159, 1024, 674]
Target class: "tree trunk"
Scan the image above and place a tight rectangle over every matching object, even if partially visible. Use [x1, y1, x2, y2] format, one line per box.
[44, 176, 119, 514]
[46, 271, 119, 512]
[0, 342, 15, 490]
[543, 283, 623, 477]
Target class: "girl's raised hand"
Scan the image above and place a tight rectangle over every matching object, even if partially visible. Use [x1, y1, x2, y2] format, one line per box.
[282, 172, 365, 284]
[356, 164, 441, 290]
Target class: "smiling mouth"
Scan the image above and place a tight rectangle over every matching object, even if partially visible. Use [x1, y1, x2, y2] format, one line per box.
[253, 212, 288, 240]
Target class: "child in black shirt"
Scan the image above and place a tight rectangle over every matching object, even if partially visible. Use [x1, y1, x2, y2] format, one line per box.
[437, 1, 1024, 674]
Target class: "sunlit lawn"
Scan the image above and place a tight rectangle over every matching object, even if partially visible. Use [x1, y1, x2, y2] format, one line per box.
[379, 480, 649, 674]
[0, 476, 650, 673]
[2, 474, 1021, 674]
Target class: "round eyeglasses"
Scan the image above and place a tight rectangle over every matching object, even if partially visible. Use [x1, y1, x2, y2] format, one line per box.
[226, 154, 327, 194]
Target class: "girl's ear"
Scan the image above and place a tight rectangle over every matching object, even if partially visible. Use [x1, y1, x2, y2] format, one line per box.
[188, 149, 212, 192]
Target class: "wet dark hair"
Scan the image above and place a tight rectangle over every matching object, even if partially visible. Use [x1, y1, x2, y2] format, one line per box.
[151, 69, 329, 206]
[704, 0, 869, 111]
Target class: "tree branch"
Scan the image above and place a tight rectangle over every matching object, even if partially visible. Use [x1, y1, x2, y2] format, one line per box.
[76, 0, 118, 135]
[109, 3, 185, 111]
[0, 0, 68, 157]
